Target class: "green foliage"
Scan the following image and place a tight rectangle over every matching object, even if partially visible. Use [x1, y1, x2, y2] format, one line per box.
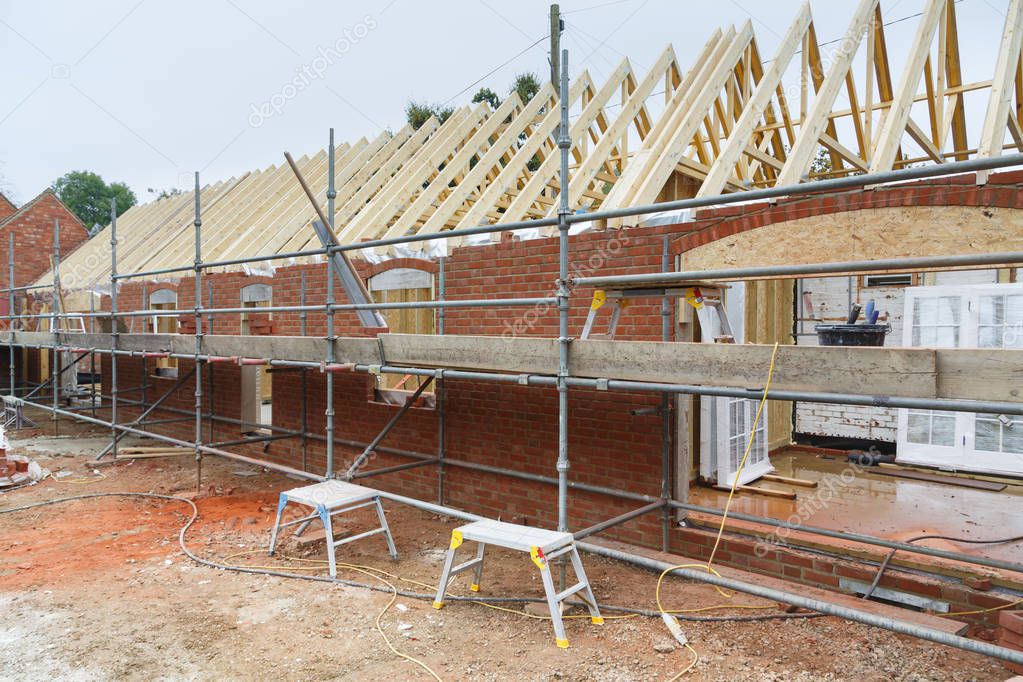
[405, 101, 454, 130]
[472, 87, 501, 109]
[52, 170, 136, 228]
[147, 187, 183, 200]
[809, 147, 833, 178]
[510, 72, 541, 104]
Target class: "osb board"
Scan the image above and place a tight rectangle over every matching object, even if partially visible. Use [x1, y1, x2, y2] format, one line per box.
[744, 279, 794, 450]
[682, 205, 1023, 274]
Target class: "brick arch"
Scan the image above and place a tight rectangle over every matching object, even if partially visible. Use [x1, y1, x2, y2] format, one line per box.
[366, 257, 437, 279]
[674, 170, 1023, 270]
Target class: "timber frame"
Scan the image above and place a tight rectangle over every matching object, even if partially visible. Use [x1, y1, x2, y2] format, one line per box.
[35, 0, 1023, 290]
[8, 4, 1023, 666]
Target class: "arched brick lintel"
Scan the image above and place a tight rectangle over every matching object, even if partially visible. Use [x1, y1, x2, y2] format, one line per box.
[674, 169, 1023, 256]
[365, 257, 438, 279]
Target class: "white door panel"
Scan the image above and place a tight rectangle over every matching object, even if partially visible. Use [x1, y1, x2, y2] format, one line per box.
[897, 283, 1023, 476]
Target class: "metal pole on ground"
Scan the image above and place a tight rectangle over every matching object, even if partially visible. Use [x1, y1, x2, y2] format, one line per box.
[140, 283, 148, 427]
[192, 172, 204, 495]
[7, 232, 14, 401]
[207, 283, 215, 445]
[325, 128, 337, 479]
[300, 270, 308, 471]
[51, 218, 60, 435]
[109, 198, 119, 460]
[437, 256, 446, 505]
[89, 292, 96, 419]
[556, 47, 571, 589]
[660, 236, 672, 551]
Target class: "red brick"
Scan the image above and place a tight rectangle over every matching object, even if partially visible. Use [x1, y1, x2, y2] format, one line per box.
[1000, 611, 1023, 635]
[965, 575, 993, 591]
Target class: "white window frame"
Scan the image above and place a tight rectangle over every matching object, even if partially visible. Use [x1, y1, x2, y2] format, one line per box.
[896, 283, 1023, 476]
[697, 282, 772, 486]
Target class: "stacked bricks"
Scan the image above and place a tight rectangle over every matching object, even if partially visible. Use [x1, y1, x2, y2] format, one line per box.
[1000, 611, 1023, 674]
[673, 523, 1017, 628]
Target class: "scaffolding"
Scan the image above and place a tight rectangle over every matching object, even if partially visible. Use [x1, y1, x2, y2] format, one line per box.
[5, 51, 1023, 666]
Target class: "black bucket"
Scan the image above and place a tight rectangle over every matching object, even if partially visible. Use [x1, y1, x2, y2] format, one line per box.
[814, 324, 890, 347]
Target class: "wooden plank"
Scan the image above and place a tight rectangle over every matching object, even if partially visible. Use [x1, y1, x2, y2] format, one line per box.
[119, 446, 192, 453]
[380, 334, 940, 399]
[8, 329, 1021, 404]
[776, 0, 877, 186]
[623, 23, 756, 211]
[870, 0, 945, 172]
[115, 451, 192, 459]
[762, 473, 818, 488]
[571, 338, 937, 399]
[565, 48, 678, 211]
[332, 118, 441, 235]
[345, 106, 486, 243]
[422, 84, 553, 234]
[936, 347, 1023, 404]
[698, 5, 811, 197]
[499, 67, 622, 226]
[712, 483, 797, 500]
[977, 0, 1023, 181]
[382, 333, 560, 376]
[871, 467, 1007, 491]
[375, 96, 524, 243]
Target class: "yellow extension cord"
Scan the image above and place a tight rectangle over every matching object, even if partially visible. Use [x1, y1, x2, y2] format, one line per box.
[215, 343, 785, 681]
[656, 341, 781, 680]
[49, 470, 108, 485]
[223, 343, 783, 681]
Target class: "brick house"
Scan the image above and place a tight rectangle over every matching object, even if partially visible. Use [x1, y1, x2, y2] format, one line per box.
[0, 189, 90, 388]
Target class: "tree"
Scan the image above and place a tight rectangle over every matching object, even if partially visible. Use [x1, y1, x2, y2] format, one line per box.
[405, 101, 454, 130]
[809, 147, 833, 179]
[52, 170, 136, 228]
[472, 87, 501, 109]
[148, 187, 183, 200]
[510, 72, 541, 104]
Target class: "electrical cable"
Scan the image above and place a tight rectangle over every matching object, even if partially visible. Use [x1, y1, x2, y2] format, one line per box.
[863, 531, 1023, 615]
[0, 491, 823, 677]
[652, 342, 781, 678]
[562, 0, 637, 15]
[441, 34, 550, 107]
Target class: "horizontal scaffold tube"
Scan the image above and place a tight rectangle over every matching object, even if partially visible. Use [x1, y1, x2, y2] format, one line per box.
[569, 152, 1023, 226]
[12, 397, 322, 483]
[576, 540, 1023, 666]
[25, 383, 1020, 575]
[576, 251, 1023, 288]
[352, 364, 1023, 417]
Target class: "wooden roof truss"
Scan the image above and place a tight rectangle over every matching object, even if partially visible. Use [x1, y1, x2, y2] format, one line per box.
[44, 0, 1023, 288]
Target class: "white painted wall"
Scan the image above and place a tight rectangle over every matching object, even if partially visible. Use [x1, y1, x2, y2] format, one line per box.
[794, 269, 1002, 442]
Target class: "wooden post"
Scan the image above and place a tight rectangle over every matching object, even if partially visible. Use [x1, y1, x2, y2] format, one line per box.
[550, 4, 561, 90]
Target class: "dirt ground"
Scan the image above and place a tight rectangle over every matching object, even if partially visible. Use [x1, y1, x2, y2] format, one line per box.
[0, 423, 1011, 681]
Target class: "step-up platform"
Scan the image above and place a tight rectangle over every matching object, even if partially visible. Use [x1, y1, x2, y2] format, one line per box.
[268, 480, 398, 577]
[432, 519, 603, 648]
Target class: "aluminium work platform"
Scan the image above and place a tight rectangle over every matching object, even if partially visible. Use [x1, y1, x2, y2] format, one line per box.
[432, 519, 603, 648]
[268, 480, 398, 577]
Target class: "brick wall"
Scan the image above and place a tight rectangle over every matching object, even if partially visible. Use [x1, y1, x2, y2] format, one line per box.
[93, 170, 1023, 558]
[672, 523, 1016, 628]
[0, 193, 16, 222]
[0, 190, 89, 291]
[97, 223, 688, 548]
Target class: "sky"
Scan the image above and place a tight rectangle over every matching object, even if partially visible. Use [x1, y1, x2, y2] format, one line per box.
[0, 0, 1013, 207]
